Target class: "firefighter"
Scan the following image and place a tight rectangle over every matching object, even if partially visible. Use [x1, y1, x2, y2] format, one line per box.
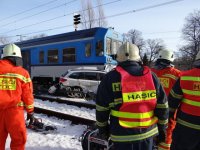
[151, 49, 181, 150]
[96, 42, 168, 150]
[0, 44, 34, 150]
[168, 51, 200, 150]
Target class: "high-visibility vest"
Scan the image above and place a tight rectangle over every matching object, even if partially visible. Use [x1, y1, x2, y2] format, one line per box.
[152, 67, 180, 150]
[0, 59, 34, 113]
[151, 67, 180, 95]
[111, 66, 158, 128]
[180, 68, 200, 116]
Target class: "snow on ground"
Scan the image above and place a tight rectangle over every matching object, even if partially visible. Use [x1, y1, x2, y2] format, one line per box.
[6, 113, 87, 150]
[5, 97, 94, 150]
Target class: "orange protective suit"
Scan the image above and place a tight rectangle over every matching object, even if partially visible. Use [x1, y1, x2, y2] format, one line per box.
[151, 67, 181, 150]
[0, 59, 34, 150]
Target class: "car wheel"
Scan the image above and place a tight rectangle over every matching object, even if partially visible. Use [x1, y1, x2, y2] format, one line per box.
[66, 87, 75, 98]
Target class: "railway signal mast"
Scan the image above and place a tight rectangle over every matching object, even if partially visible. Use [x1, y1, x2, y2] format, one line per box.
[73, 13, 81, 31]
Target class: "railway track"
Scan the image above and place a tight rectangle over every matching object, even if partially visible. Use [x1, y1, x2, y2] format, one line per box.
[34, 107, 95, 126]
[34, 95, 96, 125]
[34, 94, 96, 109]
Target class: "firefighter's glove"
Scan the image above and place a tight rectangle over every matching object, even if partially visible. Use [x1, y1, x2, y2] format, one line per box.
[27, 112, 35, 125]
[158, 130, 166, 143]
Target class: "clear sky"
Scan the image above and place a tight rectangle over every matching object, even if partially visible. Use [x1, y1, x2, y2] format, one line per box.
[0, 0, 199, 51]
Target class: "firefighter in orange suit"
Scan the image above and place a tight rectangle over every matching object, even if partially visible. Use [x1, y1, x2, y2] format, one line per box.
[96, 42, 168, 150]
[151, 49, 181, 150]
[168, 51, 200, 150]
[0, 44, 34, 150]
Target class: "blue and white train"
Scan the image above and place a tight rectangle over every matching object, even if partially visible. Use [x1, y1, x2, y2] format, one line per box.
[0, 27, 124, 87]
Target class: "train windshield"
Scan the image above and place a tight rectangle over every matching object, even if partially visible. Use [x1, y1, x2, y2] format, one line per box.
[106, 38, 123, 56]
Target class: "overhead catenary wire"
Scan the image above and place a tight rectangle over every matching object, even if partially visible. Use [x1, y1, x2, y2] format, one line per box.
[0, 0, 60, 23]
[0, 0, 122, 35]
[103, 0, 184, 19]
[1, 0, 184, 38]
[0, 0, 78, 28]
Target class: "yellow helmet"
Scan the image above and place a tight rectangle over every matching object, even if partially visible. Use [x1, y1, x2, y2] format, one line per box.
[116, 42, 140, 62]
[2, 44, 22, 58]
[157, 49, 174, 62]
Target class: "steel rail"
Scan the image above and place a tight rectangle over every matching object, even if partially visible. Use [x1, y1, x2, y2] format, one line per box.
[34, 107, 96, 126]
[34, 95, 96, 109]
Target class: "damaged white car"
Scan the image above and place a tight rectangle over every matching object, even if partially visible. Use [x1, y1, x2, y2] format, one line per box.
[48, 68, 106, 99]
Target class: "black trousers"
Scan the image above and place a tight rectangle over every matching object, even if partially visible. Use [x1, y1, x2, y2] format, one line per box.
[113, 138, 153, 150]
[171, 124, 200, 150]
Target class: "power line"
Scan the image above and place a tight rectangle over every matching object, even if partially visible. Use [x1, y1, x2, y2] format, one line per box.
[104, 0, 184, 19]
[0, 0, 78, 28]
[133, 0, 184, 13]
[2, 0, 184, 38]
[0, 0, 122, 35]
[0, 0, 60, 22]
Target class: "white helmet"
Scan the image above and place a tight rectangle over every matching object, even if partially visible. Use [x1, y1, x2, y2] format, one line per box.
[116, 42, 141, 62]
[195, 51, 200, 61]
[2, 44, 22, 58]
[157, 49, 174, 62]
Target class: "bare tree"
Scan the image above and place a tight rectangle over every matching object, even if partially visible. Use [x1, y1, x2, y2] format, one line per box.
[174, 54, 192, 70]
[145, 39, 165, 66]
[179, 10, 200, 66]
[125, 29, 145, 56]
[0, 36, 10, 45]
[142, 53, 149, 66]
[96, 0, 107, 27]
[80, 0, 96, 29]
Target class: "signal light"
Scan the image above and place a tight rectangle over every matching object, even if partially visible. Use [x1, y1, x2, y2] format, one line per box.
[74, 14, 81, 25]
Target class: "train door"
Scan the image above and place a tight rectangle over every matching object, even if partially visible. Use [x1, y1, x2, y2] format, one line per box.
[22, 50, 31, 74]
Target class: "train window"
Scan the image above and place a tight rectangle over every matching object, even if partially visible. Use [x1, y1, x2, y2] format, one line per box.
[22, 50, 30, 71]
[106, 38, 111, 55]
[63, 48, 76, 62]
[48, 49, 58, 63]
[85, 43, 91, 57]
[39, 51, 44, 64]
[96, 40, 103, 56]
[112, 41, 117, 55]
[117, 41, 123, 49]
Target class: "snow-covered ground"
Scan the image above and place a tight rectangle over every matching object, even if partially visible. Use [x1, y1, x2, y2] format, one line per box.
[5, 97, 95, 150]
